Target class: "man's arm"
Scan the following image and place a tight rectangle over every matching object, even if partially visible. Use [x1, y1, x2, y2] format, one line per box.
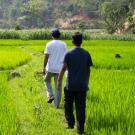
[57, 63, 67, 91]
[87, 53, 93, 84]
[43, 54, 49, 75]
[87, 68, 90, 85]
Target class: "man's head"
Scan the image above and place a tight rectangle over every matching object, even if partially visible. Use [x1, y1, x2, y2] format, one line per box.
[72, 32, 83, 47]
[51, 28, 61, 39]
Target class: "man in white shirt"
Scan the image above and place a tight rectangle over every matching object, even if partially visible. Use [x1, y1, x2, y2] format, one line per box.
[43, 28, 67, 108]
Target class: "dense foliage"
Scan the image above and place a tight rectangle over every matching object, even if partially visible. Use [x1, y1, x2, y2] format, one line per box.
[0, 0, 135, 32]
[0, 29, 135, 40]
[0, 0, 101, 28]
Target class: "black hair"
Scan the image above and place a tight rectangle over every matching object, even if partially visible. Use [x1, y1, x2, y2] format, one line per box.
[52, 32, 61, 39]
[72, 32, 83, 46]
[52, 28, 61, 39]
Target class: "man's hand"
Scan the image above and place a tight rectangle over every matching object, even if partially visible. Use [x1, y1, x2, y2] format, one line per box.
[43, 54, 49, 75]
[57, 63, 67, 91]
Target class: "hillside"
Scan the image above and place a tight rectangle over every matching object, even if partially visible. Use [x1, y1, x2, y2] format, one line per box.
[0, 0, 135, 30]
[0, 0, 103, 29]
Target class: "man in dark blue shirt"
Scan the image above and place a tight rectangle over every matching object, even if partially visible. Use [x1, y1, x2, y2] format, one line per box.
[57, 32, 93, 134]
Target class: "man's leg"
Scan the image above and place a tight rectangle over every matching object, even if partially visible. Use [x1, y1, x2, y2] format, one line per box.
[54, 74, 62, 108]
[75, 91, 86, 134]
[64, 88, 75, 128]
[44, 72, 54, 102]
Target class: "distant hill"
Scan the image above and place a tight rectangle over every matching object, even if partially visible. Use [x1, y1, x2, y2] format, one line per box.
[0, 0, 104, 29]
[0, 0, 134, 31]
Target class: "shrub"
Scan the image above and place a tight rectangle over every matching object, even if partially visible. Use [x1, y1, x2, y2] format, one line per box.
[15, 24, 22, 30]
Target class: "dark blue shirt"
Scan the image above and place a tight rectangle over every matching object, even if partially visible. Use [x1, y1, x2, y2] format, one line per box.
[64, 47, 93, 91]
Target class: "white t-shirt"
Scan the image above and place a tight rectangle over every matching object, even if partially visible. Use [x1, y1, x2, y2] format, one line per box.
[44, 40, 67, 73]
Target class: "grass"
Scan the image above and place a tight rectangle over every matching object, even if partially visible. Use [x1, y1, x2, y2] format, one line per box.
[0, 39, 48, 46]
[8, 55, 77, 135]
[0, 47, 31, 70]
[0, 39, 135, 135]
[87, 69, 135, 135]
[0, 29, 135, 40]
[27, 40, 135, 70]
[0, 72, 17, 135]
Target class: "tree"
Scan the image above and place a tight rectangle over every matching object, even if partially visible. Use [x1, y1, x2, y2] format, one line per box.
[101, 1, 130, 33]
[78, 21, 86, 32]
[21, 0, 48, 27]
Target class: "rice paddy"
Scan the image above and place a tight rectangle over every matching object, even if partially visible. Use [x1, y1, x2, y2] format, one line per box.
[0, 47, 31, 70]
[0, 39, 135, 135]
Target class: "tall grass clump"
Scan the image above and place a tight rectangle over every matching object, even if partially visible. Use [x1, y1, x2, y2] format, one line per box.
[0, 73, 17, 135]
[0, 29, 135, 40]
[0, 31, 20, 39]
[20, 30, 51, 40]
[82, 40, 135, 70]
[0, 47, 31, 70]
[0, 30, 91, 40]
[86, 69, 135, 135]
[90, 33, 135, 41]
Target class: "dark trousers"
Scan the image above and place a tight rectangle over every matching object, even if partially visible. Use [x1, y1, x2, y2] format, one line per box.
[64, 88, 86, 132]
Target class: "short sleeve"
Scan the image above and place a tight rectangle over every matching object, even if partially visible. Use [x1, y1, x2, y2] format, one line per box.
[44, 44, 51, 54]
[88, 53, 93, 67]
[63, 53, 69, 65]
[64, 44, 67, 52]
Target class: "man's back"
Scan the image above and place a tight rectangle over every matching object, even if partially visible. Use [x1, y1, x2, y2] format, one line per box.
[64, 47, 93, 91]
[44, 40, 67, 73]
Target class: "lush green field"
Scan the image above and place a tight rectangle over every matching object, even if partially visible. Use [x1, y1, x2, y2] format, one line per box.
[0, 47, 31, 70]
[0, 40, 135, 135]
[0, 73, 17, 134]
[88, 69, 135, 135]
[28, 40, 135, 69]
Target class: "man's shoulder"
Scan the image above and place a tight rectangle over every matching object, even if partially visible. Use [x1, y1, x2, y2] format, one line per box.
[70, 48, 89, 54]
[48, 40, 66, 46]
[64, 49, 72, 57]
[66, 48, 74, 54]
[58, 40, 67, 47]
[81, 48, 91, 56]
[46, 40, 54, 47]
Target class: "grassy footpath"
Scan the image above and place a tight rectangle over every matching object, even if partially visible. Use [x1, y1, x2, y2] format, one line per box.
[9, 54, 78, 135]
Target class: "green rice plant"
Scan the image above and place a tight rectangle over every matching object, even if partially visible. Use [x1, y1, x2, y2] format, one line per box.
[86, 69, 135, 135]
[0, 73, 17, 135]
[84, 46, 135, 70]
[0, 39, 135, 134]
[27, 40, 135, 70]
[28, 45, 45, 52]
[0, 39, 48, 46]
[0, 47, 31, 70]
[0, 29, 135, 41]
[0, 31, 20, 39]
[90, 34, 135, 41]
[20, 31, 51, 40]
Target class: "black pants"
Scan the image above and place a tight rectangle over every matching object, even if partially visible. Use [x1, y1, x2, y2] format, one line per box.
[64, 88, 86, 132]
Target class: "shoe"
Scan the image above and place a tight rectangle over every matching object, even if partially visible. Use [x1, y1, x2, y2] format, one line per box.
[77, 124, 84, 134]
[77, 130, 84, 134]
[47, 96, 54, 103]
[65, 124, 74, 129]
